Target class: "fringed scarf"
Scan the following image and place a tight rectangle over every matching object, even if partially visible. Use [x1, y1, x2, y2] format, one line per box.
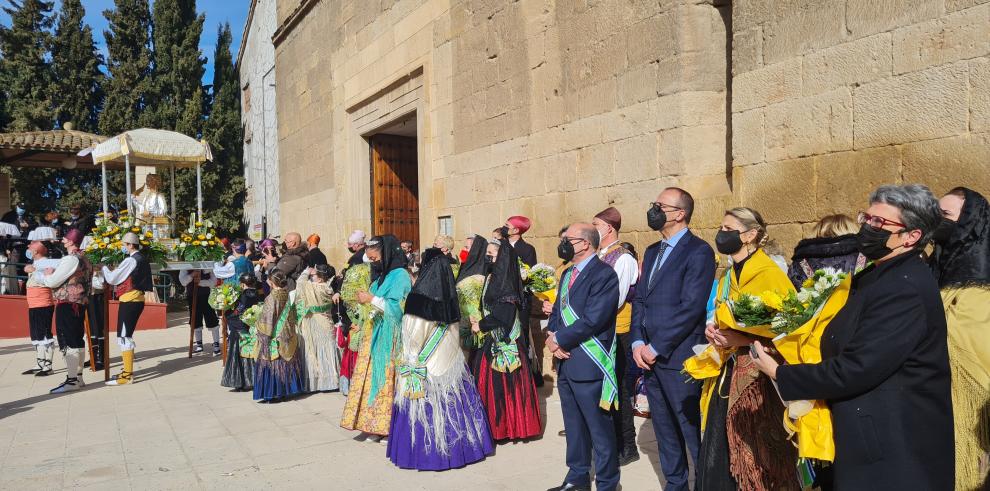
[366, 267, 411, 405]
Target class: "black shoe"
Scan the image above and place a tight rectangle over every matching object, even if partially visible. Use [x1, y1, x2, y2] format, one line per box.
[618, 449, 641, 466]
[547, 483, 591, 491]
[212, 343, 221, 356]
[34, 369, 52, 377]
[21, 367, 40, 375]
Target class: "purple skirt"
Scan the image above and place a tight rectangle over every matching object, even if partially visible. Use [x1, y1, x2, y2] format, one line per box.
[387, 378, 494, 471]
[253, 355, 305, 401]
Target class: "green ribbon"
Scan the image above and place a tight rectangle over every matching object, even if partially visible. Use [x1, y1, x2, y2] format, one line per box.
[490, 320, 522, 373]
[268, 301, 294, 360]
[398, 323, 447, 400]
[560, 268, 619, 411]
[295, 302, 331, 320]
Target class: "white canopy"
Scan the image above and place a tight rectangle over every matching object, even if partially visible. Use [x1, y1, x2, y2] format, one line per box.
[91, 128, 212, 167]
[89, 128, 213, 219]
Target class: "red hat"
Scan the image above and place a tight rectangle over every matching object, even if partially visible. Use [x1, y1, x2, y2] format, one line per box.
[221, 237, 231, 249]
[64, 229, 85, 248]
[507, 216, 532, 235]
[594, 207, 622, 231]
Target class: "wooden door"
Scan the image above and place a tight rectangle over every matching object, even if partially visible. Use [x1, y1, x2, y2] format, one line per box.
[370, 134, 419, 249]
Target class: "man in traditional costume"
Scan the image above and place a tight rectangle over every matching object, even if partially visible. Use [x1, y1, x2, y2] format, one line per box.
[21, 239, 57, 376]
[101, 232, 153, 386]
[179, 269, 221, 355]
[44, 229, 92, 393]
[592, 207, 641, 466]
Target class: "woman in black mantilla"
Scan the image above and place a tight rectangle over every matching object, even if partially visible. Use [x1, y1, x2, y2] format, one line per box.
[470, 238, 542, 441]
[220, 273, 262, 391]
[930, 186, 990, 490]
[455, 235, 489, 355]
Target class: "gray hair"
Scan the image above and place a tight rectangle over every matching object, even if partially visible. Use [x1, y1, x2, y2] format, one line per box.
[868, 184, 941, 247]
[571, 222, 600, 250]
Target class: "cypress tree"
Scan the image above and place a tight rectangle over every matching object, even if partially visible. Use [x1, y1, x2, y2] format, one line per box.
[144, 0, 205, 133]
[199, 22, 245, 234]
[98, 0, 152, 136]
[0, 0, 57, 214]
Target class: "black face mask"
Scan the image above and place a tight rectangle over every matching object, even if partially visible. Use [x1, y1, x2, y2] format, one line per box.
[558, 239, 575, 262]
[498, 226, 510, 238]
[856, 224, 895, 261]
[370, 260, 383, 273]
[931, 217, 956, 245]
[484, 255, 496, 273]
[715, 230, 744, 255]
[646, 205, 667, 231]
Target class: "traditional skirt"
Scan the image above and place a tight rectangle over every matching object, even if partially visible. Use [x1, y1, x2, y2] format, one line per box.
[340, 319, 396, 436]
[471, 337, 542, 441]
[220, 329, 254, 390]
[388, 375, 494, 471]
[297, 314, 341, 392]
[252, 330, 305, 401]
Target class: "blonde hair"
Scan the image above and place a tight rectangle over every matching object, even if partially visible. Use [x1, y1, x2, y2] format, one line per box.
[725, 207, 781, 254]
[813, 214, 857, 238]
[434, 234, 454, 251]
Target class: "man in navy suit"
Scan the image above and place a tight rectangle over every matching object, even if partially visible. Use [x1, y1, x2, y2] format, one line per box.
[546, 222, 621, 491]
[632, 188, 716, 491]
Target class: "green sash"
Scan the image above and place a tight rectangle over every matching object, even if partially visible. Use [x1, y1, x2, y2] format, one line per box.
[268, 302, 294, 360]
[560, 268, 619, 411]
[490, 319, 522, 373]
[295, 302, 331, 320]
[397, 323, 448, 400]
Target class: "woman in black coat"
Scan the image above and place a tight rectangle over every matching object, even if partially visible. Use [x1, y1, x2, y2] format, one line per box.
[751, 184, 953, 490]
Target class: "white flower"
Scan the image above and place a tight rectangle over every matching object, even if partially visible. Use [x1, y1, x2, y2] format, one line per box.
[187, 227, 194, 234]
[206, 233, 213, 239]
[797, 290, 814, 304]
[103, 237, 110, 244]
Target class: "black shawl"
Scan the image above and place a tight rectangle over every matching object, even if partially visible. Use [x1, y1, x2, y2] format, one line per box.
[405, 248, 461, 323]
[368, 234, 407, 287]
[931, 187, 990, 288]
[483, 238, 524, 314]
[456, 234, 488, 284]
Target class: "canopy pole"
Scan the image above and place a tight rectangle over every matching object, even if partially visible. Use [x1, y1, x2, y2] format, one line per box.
[124, 154, 132, 215]
[196, 162, 202, 219]
[170, 163, 176, 235]
[101, 162, 108, 215]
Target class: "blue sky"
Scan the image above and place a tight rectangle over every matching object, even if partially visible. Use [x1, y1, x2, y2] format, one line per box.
[0, 0, 249, 85]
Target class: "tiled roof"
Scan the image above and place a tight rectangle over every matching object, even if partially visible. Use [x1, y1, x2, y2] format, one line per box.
[0, 129, 106, 153]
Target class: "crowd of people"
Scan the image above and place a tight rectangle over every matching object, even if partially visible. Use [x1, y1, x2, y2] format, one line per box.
[10, 182, 990, 490]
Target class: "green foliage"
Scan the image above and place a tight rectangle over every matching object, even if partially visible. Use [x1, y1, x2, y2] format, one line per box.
[0, 0, 54, 132]
[98, 0, 152, 136]
[730, 293, 775, 328]
[52, 0, 103, 132]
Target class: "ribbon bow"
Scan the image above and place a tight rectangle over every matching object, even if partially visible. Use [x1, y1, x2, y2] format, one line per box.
[398, 364, 428, 400]
[490, 340, 521, 373]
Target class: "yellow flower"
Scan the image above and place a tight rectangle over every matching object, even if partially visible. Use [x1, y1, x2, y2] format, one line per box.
[195, 222, 203, 227]
[96, 212, 104, 217]
[762, 291, 784, 312]
[197, 234, 206, 240]
[183, 236, 192, 243]
[141, 240, 149, 246]
[98, 243, 106, 249]
[131, 227, 141, 233]
[802, 278, 815, 289]
[145, 231, 153, 237]
[193, 240, 201, 246]
[207, 241, 215, 246]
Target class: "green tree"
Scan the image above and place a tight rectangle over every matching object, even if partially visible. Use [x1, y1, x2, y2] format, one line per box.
[144, 0, 204, 133]
[50, 0, 105, 214]
[0, 0, 57, 215]
[198, 23, 245, 234]
[98, 0, 152, 136]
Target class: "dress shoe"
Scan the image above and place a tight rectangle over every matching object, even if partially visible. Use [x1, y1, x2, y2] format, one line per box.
[546, 483, 591, 491]
[618, 449, 641, 466]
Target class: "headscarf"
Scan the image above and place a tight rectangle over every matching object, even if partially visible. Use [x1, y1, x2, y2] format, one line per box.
[456, 234, 488, 283]
[405, 248, 460, 323]
[932, 187, 990, 288]
[483, 238, 524, 314]
[367, 234, 407, 287]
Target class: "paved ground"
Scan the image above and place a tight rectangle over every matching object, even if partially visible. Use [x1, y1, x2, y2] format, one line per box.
[0, 316, 668, 490]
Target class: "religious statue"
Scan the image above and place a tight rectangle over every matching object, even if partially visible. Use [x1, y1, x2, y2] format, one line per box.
[132, 174, 170, 238]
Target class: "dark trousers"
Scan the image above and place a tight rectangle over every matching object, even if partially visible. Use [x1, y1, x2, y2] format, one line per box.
[612, 332, 637, 453]
[558, 362, 620, 491]
[87, 293, 105, 339]
[117, 302, 144, 338]
[645, 366, 702, 491]
[55, 303, 86, 350]
[28, 306, 55, 342]
[190, 287, 218, 330]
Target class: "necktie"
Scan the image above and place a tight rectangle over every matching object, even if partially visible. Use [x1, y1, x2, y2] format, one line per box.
[568, 267, 581, 289]
[649, 241, 669, 288]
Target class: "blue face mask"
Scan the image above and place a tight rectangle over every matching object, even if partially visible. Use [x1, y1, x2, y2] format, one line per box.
[120, 245, 129, 254]
[15, 207, 24, 216]
[25, 249, 33, 260]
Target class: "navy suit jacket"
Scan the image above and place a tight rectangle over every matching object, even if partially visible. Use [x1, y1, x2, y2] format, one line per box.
[547, 255, 619, 382]
[632, 230, 716, 369]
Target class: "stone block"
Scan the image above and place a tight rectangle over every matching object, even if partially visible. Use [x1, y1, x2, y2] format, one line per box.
[506, 160, 545, 200]
[577, 142, 616, 189]
[614, 133, 660, 184]
[618, 63, 658, 108]
[846, 0, 944, 39]
[736, 157, 817, 224]
[565, 187, 612, 224]
[733, 58, 802, 111]
[656, 50, 727, 96]
[733, 27, 763, 75]
[468, 202, 504, 236]
[816, 146, 902, 217]
[762, 0, 845, 65]
[732, 108, 765, 166]
[946, 0, 990, 11]
[529, 192, 568, 237]
[472, 166, 509, 204]
[625, 13, 678, 67]
[901, 132, 990, 196]
[892, 4, 990, 75]
[765, 223, 806, 260]
[973, 58, 990, 132]
[690, 192, 735, 230]
[765, 87, 853, 161]
[732, 0, 772, 31]
[659, 125, 727, 177]
[854, 63, 969, 148]
[545, 151, 581, 193]
[601, 100, 654, 143]
[803, 33, 893, 95]
[605, 179, 674, 231]
[558, 117, 604, 151]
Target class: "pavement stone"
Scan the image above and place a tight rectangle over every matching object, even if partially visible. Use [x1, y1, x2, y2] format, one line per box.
[0, 319, 670, 490]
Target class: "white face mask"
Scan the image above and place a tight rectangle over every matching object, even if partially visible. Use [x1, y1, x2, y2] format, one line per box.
[362, 253, 371, 263]
[25, 249, 33, 260]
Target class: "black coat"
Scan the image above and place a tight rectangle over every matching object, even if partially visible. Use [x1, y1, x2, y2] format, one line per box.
[307, 247, 328, 267]
[512, 238, 537, 267]
[776, 252, 953, 490]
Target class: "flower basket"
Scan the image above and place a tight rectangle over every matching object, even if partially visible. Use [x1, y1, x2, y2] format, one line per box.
[84, 210, 168, 268]
[175, 213, 225, 262]
[208, 284, 241, 311]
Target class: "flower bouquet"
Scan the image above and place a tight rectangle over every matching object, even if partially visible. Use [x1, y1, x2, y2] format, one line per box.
[456, 274, 485, 349]
[240, 304, 262, 328]
[84, 210, 168, 267]
[768, 268, 852, 462]
[340, 264, 377, 351]
[176, 213, 225, 262]
[208, 283, 241, 311]
[528, 263, 558, 304]
[238, 304, 262, 359]
[518, 258, 531, 283]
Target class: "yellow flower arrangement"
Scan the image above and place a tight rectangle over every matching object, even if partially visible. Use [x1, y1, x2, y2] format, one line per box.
[176, 212, 224, 261]
[84, 212, 167, 267]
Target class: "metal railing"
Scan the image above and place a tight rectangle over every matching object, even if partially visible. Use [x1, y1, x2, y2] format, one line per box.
[0, 260, 174, 302]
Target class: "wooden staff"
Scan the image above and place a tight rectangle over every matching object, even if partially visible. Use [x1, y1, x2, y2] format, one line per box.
[187, 275, 198, 358]
[220, 309, 227, 366]
[103, 284, 111, 382]
[83, 307, 95, 372]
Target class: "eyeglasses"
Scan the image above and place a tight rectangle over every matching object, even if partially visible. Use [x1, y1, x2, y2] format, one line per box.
[857, 212, 906, 230]
[649, 202, 682, 212]
[561, 236, 587, 244]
